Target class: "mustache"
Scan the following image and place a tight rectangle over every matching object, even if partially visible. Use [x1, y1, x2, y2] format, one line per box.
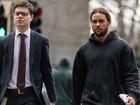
[95, 28, 102, 31]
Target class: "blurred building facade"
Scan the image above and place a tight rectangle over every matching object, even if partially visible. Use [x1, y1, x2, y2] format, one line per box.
[40, 0, 89, 67]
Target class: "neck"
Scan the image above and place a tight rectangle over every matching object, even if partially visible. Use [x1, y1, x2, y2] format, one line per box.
[17, 26, 29, 33]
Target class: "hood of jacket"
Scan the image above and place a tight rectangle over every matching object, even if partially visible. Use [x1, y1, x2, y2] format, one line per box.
[89, 30, 118, 45]
[59, 58, 70, 70]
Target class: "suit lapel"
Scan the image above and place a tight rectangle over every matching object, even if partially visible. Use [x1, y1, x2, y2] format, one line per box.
[29, 30, 36, 71]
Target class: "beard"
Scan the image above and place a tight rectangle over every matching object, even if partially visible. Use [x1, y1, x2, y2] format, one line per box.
[94, 28, 108, 37]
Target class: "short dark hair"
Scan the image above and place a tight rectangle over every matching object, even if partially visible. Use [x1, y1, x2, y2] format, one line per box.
[13, 0, 34, 15]
[90, 7, 111, 22]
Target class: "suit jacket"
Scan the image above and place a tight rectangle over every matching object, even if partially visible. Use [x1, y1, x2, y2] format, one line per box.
[0, 30, 56, 104]
[0, 37, 3, 76]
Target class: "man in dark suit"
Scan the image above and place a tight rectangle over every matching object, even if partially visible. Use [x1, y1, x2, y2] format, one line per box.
[0, 1, 56, 105]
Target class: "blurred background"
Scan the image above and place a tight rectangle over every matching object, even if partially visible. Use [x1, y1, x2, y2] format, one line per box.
[0, 0, 140, 70]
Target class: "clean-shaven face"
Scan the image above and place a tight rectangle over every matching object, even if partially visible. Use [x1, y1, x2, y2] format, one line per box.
[14, 7, 33, 30]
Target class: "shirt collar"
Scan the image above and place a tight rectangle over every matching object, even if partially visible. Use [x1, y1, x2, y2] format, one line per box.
[15, 28, 31, 38]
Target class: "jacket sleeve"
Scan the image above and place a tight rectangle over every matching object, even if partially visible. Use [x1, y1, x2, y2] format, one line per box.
[72, 46, 87, 105]
[121, 44, 140, 103]
[0, 38, 2, 76]
[40, 38, 56, 103]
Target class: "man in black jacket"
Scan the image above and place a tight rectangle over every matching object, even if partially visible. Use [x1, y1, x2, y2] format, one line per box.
[73, 7, 140, 105]
[0, 1, 55, 105]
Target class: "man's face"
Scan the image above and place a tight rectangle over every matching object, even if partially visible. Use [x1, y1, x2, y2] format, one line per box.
[91, 13, 110, 37]
[14, 7, 33, 29]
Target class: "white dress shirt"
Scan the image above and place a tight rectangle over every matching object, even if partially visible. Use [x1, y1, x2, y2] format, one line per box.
[8, 28, 32, 89]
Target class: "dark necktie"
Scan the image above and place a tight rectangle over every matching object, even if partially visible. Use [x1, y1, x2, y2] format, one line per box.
[17, 34, 26, 89]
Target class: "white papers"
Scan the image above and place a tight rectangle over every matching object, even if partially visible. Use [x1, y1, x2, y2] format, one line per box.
[42, 83, 50, 105]
[119, 94, 128, 103]
[0, 97, 8, 105]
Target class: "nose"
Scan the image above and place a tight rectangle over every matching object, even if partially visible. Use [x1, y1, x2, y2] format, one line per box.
[19, 13, 22, 17]
[96, 21, 100, 26]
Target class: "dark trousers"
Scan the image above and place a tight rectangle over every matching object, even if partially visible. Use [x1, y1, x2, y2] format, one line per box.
[81, 104, 88, 105]
[81, 103, 90, 105]
[4, 88, 41, 105]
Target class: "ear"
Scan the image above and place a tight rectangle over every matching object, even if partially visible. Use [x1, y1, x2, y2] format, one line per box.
[108, 21, 111, 26]
[31, 14, 34, 21]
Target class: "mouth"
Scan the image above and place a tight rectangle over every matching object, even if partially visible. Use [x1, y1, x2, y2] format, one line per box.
[17, 19, 23, 21]
[95, 28, 102, 31]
